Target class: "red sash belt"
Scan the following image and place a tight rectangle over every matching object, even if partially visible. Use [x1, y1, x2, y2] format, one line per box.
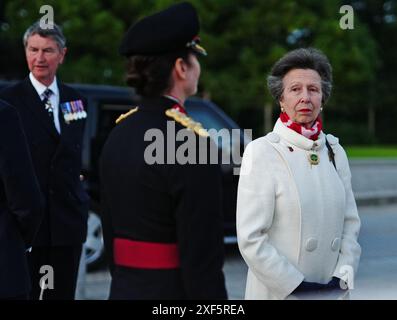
[113, 238, 180, 269]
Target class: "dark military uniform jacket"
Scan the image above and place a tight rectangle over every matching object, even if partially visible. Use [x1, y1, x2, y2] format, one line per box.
[0, 78, 89, 246]
[0, 100, 44, 298]
[100, 96, 227, 299]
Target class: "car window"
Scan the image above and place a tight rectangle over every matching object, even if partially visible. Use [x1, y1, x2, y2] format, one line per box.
[89, 101, 134, 178]
[185, 102, 232, 132]
[99, 103, 133, 134]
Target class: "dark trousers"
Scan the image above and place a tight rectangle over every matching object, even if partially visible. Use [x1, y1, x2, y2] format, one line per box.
[27, 245, 82, 300]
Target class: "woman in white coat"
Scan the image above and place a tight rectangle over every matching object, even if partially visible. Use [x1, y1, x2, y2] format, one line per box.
[236, 48, 361, 300]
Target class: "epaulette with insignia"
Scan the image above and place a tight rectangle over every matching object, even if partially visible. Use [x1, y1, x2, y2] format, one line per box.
[115, 107, 139, 124]
[165, 108, 209, 137]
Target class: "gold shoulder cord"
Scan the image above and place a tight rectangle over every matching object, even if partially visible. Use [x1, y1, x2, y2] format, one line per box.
[165, 108, 209, 137]
[115, 107, 139, 124]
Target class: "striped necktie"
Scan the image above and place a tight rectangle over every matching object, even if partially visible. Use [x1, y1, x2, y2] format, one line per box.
[42, 88, 54, 117]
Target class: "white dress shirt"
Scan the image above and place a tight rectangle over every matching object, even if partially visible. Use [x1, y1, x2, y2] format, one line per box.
[29, 73, 61, 133]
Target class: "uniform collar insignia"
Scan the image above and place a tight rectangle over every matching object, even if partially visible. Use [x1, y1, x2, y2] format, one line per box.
[165, 108, 209, 137]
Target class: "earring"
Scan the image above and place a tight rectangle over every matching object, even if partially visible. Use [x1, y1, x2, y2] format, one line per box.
[320, 107, 323, 112]
[281, 107, 285, 113]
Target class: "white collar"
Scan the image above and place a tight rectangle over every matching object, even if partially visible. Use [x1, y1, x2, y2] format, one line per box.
[29, 73, 59, 97]
[273, 118, 325, 151]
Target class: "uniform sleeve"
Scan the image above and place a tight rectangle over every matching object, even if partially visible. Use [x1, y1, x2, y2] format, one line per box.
[236, 141, 304, 299]
[332, 145, 361, 286]
[0, 101, 44, 247]
[170, 132, 227, 299]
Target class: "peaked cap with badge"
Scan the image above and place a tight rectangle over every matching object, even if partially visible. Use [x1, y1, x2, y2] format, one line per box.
[100, 2, 227, 300]
[116, 1, 209, 134]
[119, 1, 206, 57]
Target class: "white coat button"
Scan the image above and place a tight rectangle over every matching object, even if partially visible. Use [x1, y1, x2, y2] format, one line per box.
[331, 238, 341, 251]
[266, 132, 280, 143]
[305, 238, 318, 252]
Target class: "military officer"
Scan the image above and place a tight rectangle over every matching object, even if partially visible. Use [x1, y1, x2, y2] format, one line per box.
[100, 2, 227, 299]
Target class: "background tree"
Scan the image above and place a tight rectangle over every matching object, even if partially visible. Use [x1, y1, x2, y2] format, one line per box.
[1, 0, 395, 144]
[192, 0, 380, 141]
[1, 0, 126, 84]
[347, 0, 397, 143]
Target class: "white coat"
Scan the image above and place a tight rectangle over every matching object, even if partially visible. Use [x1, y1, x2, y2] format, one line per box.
[236, 119, 361, 300]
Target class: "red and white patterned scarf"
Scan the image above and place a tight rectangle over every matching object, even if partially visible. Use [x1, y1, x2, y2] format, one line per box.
[280, 112, 322, 141]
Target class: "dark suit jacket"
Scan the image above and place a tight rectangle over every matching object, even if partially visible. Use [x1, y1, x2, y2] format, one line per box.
[0, 78, 89, 246]
[100, 96, 227, 299]
[0, 99, 44, 298]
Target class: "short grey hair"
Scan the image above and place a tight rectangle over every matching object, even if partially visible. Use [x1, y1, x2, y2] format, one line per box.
[23, 21, 66, 50]
[267, 48, 332, 104]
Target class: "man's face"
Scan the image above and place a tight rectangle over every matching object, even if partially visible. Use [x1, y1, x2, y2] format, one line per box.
[25, 34, 66, 86]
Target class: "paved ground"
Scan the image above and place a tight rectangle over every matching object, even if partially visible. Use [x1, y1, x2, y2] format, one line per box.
[350, 159, 397, 203]
[351, 203, 397, 299]
[76, 203, 397, 300]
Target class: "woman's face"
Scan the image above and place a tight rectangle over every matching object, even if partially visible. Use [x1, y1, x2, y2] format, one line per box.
[279, 68, 322, 128]
[184, 53, 201, 96]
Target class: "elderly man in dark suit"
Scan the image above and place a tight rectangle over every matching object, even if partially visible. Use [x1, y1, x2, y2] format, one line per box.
[0, 99, 44, 300]
[0, 21, 89, 300]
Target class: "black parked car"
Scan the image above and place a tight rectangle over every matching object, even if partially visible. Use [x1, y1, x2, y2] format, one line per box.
[0, 81, 250, 269]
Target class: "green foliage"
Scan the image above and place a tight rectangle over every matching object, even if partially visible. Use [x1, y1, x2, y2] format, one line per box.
[193, 0, 380, 121]
[1, 0, 396, 143]
[1, 0, 126, 84]
[326, 121, 378, 145]
[345, 146, 397, 158]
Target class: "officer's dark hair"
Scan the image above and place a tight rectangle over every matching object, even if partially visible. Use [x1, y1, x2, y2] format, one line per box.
[23, 21, 66, 50]
[267, 47, 332, 104]
[125, 49, 196, 97]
